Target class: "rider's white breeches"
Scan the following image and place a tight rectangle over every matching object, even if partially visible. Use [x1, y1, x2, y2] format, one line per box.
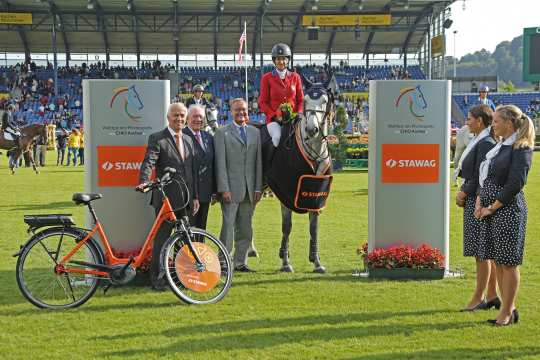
[267, 121, 281, 147]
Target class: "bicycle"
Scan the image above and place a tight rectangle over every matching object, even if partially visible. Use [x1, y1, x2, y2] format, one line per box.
[14, 167, 233, 309]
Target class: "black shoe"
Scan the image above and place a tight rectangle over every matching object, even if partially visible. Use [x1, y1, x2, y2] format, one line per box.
[488, 311, 517, 326]
[234, 264, 256, 273]
[248, 249, 259, 258]
[150, 276, 167, 292]
[485, 296, 502, 310]
[461, 299, 487, 312]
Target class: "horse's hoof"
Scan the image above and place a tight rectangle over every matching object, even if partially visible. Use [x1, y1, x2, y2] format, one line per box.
[280, 265, 294, 273]
[313, 265, 326, 274]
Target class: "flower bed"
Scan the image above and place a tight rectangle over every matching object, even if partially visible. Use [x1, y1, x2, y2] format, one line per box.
[357, 243, 445, 279]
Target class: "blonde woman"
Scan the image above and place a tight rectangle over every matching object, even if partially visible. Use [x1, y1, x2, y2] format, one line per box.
[475, 105, 535, 326]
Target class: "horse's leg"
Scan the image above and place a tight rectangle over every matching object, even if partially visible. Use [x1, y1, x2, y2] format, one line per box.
[279, 204, 294, 273]
[309, 212, 326, 273]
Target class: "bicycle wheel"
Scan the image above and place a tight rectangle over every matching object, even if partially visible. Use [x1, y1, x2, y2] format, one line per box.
[163, 228, 232, 304]
[16, 227, 103, 309]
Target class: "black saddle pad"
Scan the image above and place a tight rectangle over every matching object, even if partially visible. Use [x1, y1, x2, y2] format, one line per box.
[263, 122, 332, 214]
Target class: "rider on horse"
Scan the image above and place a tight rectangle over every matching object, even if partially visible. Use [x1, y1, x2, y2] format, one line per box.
[1, 104, 21, 149]
[258, 43, 304, 148]
[186, 84, 214, 109]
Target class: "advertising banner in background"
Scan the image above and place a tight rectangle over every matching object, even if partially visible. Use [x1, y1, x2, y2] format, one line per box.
[84, 80, 169, 252]
[368, 80, 451, 271]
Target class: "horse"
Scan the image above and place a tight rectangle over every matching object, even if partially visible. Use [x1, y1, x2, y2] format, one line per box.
[260, 75, 335, 273]
[0, 124, 48, 174]
[205, 106, 219, 135]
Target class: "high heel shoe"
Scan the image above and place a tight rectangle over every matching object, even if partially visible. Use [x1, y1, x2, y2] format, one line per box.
[461, 299, 487, 312]
[513, 309, 519, 324]
[485, 296, 501, 310]
[487, 311, 517, 326]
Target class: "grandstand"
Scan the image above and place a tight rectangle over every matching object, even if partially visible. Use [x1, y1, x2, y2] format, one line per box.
[0, 0, 539, 131]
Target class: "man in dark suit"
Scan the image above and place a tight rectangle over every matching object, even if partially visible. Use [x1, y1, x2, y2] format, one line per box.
[186, 84, 213, 109]
[138, 102, 200, 290]
[215, 98, 262, 272]
[183, 104, 215, 230]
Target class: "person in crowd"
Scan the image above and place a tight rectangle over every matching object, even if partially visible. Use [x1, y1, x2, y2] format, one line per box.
[454, 105, 499, 312]
[214, 98, 262, 272]
[473, 85, 496, 110]
[66, 128, 80, 166]
[258, 43, 304, 147]
[186, 84, 213, 109]
[183, 104, 215, 232]
[33, 131, 47, 167]
[475, 104, 535, 326]
[56, 128, 69, 166]
[78, 128, 85, 165]
[138, 102, 199, 291]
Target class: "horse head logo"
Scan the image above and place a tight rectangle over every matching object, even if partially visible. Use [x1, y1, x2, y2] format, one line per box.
[395, 85, 427, 122]
[109, 85, 144, 122]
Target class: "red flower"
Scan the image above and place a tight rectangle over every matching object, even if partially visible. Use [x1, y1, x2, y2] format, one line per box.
[361, 242, 444, 270]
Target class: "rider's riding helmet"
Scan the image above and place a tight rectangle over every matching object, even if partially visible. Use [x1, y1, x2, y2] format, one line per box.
[193, 84, 205, 93]
[479, 84, 489, 93]
[271, 43, 292, 62]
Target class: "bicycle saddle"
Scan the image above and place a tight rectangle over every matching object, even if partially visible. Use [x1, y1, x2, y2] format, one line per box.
[72, 193, 103, 205]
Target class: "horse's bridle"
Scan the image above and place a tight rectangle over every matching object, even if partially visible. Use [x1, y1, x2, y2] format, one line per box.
[302, 91, 334, 162]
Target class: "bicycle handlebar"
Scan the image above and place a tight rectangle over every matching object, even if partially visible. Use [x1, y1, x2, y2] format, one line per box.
[135, 167, 177, 193]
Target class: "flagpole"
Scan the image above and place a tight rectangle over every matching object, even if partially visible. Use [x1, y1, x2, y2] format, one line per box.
[244, 20, 248, 104]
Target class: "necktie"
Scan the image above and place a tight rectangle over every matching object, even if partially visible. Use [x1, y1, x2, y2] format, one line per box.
[195, 132, 205, 151]
[174, 133, 185, 160]
[239, 126, 247, 144]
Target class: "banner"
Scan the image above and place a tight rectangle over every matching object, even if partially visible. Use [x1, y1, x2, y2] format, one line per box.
[431, 35, 445, 58]
[368, 80, 451, 271]
[84, 80, 169, 252]
[0, 12, 32, 25]
[302, 14, 391, 27]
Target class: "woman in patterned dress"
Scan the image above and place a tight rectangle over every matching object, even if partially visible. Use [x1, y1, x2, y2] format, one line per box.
[476, 105, 535, 326]
[455, 104, 499, 311]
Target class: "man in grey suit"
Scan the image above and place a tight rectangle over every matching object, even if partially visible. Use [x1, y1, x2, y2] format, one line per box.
[183, 104, 215, 231]
[138, 102, 199, 290]
[215, 98, 262, 272]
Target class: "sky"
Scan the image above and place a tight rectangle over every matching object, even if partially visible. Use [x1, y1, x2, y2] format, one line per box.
[447, 0, 540, 58]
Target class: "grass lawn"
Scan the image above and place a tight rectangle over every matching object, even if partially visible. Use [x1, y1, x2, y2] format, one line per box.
[1, 151, 539, 359]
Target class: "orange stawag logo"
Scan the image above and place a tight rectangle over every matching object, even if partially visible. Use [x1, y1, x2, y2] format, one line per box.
[381, 144, 439, 183]
[97, 146, 149, 187]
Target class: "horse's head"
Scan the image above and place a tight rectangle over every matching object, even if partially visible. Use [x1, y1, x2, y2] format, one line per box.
[127, 85, 144, 111]
[205, 106, 219, 132]
[302, 76, 335, 140]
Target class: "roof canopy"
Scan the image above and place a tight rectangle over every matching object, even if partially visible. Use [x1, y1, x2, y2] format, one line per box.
[0, 0, 453, 56]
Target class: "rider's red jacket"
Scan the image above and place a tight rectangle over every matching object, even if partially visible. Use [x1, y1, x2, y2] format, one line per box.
[258, 69, 304, 124]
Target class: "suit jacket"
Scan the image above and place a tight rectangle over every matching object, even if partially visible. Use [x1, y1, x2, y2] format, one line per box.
[460, 136, 497, 196]
[488, 145, 533, 205]
[139, 128, 199, 211]
[258, 70, 304, 123]
[183, 127, 215, 203]
[214, 123, 262, 203]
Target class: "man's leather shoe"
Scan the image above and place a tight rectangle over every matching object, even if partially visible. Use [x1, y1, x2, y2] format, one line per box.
[234, 264, 256, 273]
[248, 249, 259, 258]
[150, 278, 167, 292]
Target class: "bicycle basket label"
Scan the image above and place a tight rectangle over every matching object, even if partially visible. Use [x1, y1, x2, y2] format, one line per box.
[175, 243, 221, 293]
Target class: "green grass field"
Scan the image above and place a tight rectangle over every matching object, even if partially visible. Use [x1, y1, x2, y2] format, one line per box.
[1, 151, 540, 359]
